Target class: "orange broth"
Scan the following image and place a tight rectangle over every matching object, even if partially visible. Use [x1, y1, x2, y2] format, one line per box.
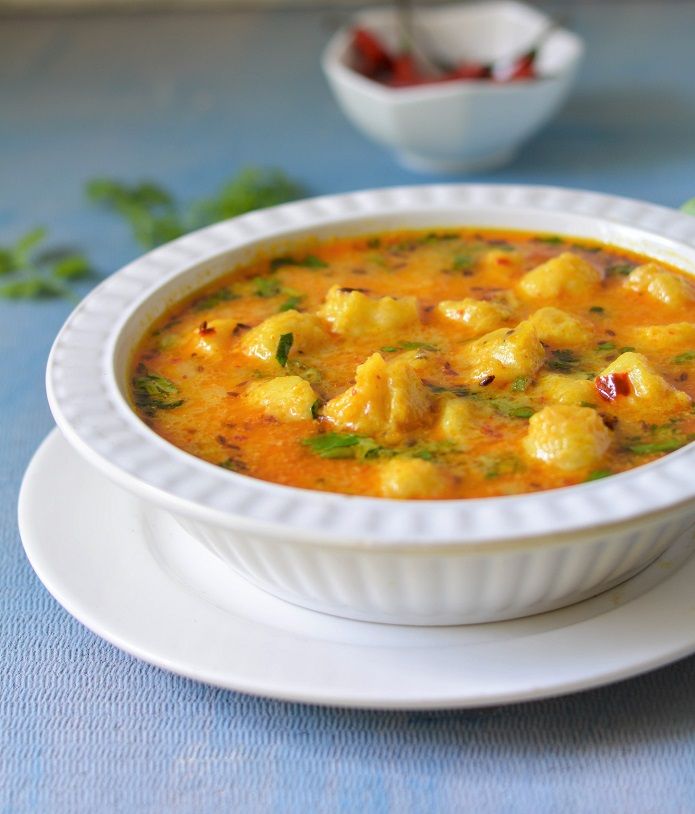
[130, 229, 695, 499]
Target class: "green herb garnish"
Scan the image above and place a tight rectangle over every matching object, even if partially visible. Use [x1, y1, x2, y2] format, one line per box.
[426, 383, 471, 398]
[536, 235, 565, 245]
[509, 406, 535, 419]
[219, 457, 248, 472]
[586, 469, 612, 481]
[276, 332, 294, 367]
[511, 376, 529, 392]
[597, 341, 616, 351]
[547, 349, 580, 372]
[279, 294, 304, 312]
[628, 439, 688, 455]
[271, 254, 328, 271]
[589, 306, 605, 314]
[253, 277, 282, 298]
[302, 433, 362, 458]
[674, 351, 695, 364]
[88, 167, 305, 250]
[192, 287, 239, 311]
[0, 227, 93, 301]
[606, 263, 635, 277]
[133, 369, 184, 415]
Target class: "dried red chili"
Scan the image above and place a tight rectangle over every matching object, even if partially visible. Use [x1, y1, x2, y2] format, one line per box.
[595, 372, 631, 402]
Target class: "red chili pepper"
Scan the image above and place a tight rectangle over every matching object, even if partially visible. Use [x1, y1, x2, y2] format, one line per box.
[389, 53, 426, 87]
[506, 50, 537, 81]
[595, 372, 631, 402]
[351, 27, 393, 78]
[451, 62, 491, 80]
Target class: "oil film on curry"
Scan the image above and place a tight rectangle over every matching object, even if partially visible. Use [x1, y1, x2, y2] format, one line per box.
[130, 229, 695, 500]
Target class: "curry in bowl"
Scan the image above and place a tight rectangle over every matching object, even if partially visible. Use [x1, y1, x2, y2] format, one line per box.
[130, 229, 695, 500]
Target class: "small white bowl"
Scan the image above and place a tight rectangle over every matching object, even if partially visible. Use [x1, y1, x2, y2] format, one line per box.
[322, 1, 584, 173]
[46, 185, 695, 625]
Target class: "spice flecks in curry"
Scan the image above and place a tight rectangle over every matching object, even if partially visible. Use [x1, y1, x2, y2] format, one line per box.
[130, 229, 695, 499]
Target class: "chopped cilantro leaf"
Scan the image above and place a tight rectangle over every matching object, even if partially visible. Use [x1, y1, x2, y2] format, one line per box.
[271, 254, 328, 270]
[606, 263, 635, 277]
[302, 433, 362, 458]
[219, 457, 248, 472]
[628, 439, 688, 455]
[276, 332, 294, 367]
[192, 287, 238, 311]
[511, 376, 529, 392]
[597, 341, 616, 351]
[279, 294, 304, 312]
[586, 469, 612, 481]
[253, 276, 282, 297]
[509, 406, 535, 419]
[547, 349, 580, 372]
[536, 235, 565, 245]
[674, 351, 695, 364]
[589, 306, 605, 314]
[133, 369, 183, 415]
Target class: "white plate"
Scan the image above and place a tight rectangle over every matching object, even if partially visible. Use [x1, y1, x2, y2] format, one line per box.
[19, 430, 695, 709]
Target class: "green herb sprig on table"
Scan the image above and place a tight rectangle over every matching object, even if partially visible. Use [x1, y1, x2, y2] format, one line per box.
[87, 167, 305, 251]
[0, 227, 93, 301]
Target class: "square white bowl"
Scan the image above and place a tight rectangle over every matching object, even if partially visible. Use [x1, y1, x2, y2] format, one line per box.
[322, 1, 584, 173]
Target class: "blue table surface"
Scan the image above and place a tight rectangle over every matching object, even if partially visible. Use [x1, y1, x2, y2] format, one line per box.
[2, 3, 695, 812]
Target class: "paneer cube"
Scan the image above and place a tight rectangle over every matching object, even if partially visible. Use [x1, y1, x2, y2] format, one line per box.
[246, 375, 317, 421]
[318, 285, 419, 335]
[460, 320, 546, 387]
[241, 310, 326, 367]
[437, 298, 509, 338]
[533, 373, 596, 406]
[624, 263, 695, 307]
[519, 252, 602, 299]
[478, 249, 523, 275]
[323, 353, 433, 442]
[523, 405, 612, 472]
[527, 307, 592, 347]
[379, 457, 448, 499]
[596, 352, 690, 414]
[630, 322, 695, 351]
[437, 398, 477, 446]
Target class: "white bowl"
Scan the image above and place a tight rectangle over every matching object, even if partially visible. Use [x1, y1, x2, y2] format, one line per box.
[46, 185, 695, 625]
[322, 1, 584, 173]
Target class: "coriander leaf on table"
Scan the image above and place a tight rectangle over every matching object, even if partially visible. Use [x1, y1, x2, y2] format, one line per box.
[189, 167, 306, 228]
[86, 178, 185, 250]
[87, 167, 306, 251]
[0, 228, 93, 302]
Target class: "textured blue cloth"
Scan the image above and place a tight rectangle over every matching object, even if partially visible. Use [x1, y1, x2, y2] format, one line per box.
[2, 4, 695, 812]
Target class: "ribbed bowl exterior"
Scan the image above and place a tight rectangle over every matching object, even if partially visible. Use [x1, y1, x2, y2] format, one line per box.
[175, 512, 695, 625]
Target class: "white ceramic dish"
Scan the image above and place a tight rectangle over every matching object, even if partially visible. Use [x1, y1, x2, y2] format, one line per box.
[322, 1, 584, 173]
[18, 430, 695, 709]
[46, 184, 695, 625]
